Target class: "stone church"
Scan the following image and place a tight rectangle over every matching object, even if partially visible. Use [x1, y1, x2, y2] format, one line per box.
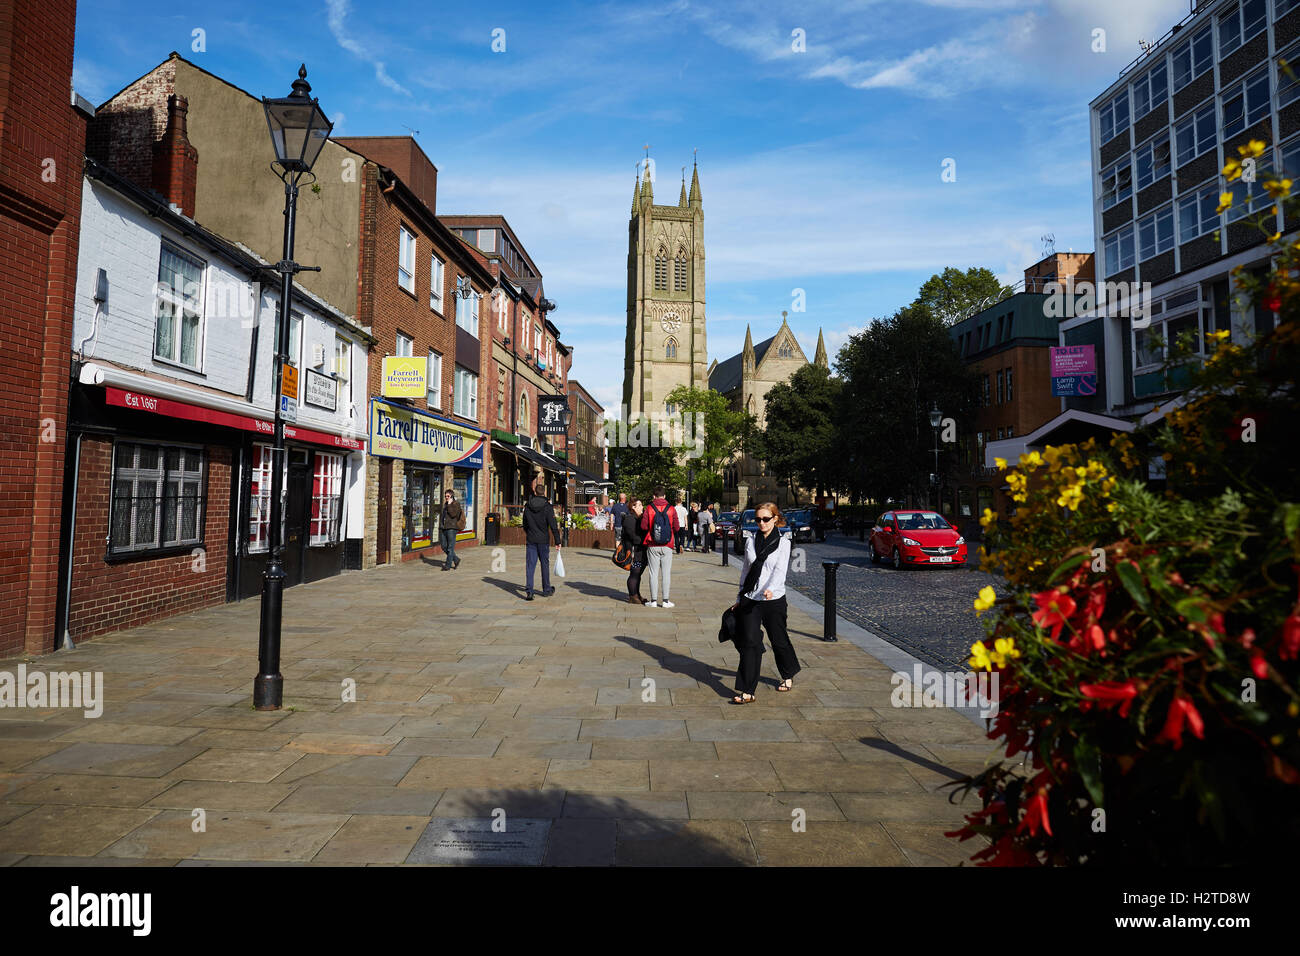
[623, 157, 707, 416]
[709, 314, 829, 510]
[621, 155, 827, 509]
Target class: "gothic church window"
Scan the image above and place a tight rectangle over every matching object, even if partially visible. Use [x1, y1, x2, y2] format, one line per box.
[674, 249, 688, 291]
[665, 337, 678, 358]
[778, 341, 793, 358]
[654, 249, 668, 290]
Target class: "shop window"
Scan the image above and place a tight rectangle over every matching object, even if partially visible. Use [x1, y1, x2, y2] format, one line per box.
[154, 243, 204, 370]
[454, 471, 476, 533]
[248, 444, 285, 554]
[111, 441, 205, 554]
[310, 453, 344, 546]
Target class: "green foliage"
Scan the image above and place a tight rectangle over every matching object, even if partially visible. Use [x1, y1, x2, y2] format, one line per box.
[761, 363, 841, 504]
[608, 442, 677, 504]
[834, 304, 979, 506]
[914, 265, 1014, 327]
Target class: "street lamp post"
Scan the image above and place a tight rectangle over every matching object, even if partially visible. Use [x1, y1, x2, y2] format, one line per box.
[928, 403, 942, 514]
[253, 65, 332, 711]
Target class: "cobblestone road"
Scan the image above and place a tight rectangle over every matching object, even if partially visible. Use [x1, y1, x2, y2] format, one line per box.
[765, 533, 1005, 670]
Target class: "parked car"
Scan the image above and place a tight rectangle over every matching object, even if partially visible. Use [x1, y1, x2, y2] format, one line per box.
[869, 509, 967, 569]
[787, 509, 815, 543]
[716, 511, 740, 549]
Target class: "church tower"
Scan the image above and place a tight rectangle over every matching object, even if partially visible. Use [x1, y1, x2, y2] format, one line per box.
[623, 154, 707, 416]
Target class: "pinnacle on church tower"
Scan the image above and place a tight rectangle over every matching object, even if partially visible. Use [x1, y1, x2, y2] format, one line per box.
[639, 159, 653, 206]
[632, 164, 641, 216]
[814, 328, 828, 368]
[689, 153, 702, 208]
[679, 168, 688, 207]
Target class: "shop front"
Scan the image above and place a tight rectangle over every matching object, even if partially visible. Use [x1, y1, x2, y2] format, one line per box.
[369, 398, 486, 562]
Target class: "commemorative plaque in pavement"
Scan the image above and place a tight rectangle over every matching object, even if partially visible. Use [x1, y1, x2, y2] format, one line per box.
[406, 817, 551, 865]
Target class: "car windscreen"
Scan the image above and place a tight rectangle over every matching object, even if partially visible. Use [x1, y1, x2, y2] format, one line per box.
[896, 512, 951, 530]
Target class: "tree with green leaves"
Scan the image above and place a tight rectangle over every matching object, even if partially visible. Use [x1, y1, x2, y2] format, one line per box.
[835, 304, 980, 508]
[914, 266, 1014, 327]
[608, 440, 678, 504]
[761, 363, 842, 505]
[663, 384, 755, 502]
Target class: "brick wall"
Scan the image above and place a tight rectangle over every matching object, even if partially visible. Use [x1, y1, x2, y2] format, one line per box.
[67, 437, 230, 640]
[85, 59, 177, 191]
[0, 0, 86, 655]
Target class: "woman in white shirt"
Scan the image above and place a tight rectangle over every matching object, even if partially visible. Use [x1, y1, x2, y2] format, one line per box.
[729, 501, 800, 704]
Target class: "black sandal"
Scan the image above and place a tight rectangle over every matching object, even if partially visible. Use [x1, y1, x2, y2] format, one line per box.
[776, 679, 793, 692]
[730, 693, 756, 705]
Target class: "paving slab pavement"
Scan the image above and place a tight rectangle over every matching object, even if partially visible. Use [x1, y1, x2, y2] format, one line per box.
[0, 545, 994, 866]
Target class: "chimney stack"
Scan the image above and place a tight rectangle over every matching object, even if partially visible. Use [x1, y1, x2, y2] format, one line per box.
[151, 94, 198, 218]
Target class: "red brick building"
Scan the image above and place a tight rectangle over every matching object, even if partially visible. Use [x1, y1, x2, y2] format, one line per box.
[0, 0, 92, 655]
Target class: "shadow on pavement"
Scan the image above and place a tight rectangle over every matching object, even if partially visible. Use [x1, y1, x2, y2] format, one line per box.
[403, 789, 751, 866]
[612, 635, 769, 696]
[561, 580, 629, 602]
[857, 737, 965, 781]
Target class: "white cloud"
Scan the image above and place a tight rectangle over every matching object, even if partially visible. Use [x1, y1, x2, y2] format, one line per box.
[325, 0, 411, 96]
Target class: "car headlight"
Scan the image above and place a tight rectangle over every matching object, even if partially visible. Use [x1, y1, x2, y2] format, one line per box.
[956, 536, 965, 545]
[902, 536, 920, 547]
[800, 526, 810, 531]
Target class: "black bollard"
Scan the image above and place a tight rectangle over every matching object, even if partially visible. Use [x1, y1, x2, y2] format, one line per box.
[858, 520, 865, 542]
[722, 532, 729, 566]
[822, 560, 840, 642]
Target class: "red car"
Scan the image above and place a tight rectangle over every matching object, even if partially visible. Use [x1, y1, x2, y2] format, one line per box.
[870, 509, 967, 569]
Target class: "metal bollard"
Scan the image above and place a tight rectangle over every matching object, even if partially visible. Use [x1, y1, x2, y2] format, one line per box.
[858, 520, 865, 542]
[822, 561, 840, 642]
[722, 533, 729, 566]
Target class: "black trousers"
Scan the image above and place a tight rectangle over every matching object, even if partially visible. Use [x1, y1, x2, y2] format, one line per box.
[626, 548, 646, 597]
[734, 595, 800, 695]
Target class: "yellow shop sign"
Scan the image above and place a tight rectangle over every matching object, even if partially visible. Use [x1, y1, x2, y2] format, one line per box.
[381, 356, 426, 398]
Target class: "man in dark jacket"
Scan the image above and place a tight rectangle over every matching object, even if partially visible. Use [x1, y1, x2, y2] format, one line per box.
[440, 490, 465, 571]
[522, 478, 562, 600]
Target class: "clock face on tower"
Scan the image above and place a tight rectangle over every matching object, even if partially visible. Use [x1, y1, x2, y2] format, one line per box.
[661, 312, 681, 334]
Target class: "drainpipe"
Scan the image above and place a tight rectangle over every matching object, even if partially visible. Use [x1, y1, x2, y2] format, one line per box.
[59, 429, 84, 651]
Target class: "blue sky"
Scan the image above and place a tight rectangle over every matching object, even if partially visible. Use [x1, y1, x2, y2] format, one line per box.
[74, 0, 1189, 413]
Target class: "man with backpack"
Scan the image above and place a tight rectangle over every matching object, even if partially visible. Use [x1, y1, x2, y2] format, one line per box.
[640, 486, 680, 608]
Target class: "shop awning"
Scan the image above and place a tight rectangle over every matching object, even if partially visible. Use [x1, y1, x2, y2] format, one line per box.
[492, 439, 565, 473]
[565, 461, 612, 487]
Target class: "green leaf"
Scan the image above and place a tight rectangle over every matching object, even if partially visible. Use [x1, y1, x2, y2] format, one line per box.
[1115, 561, 1152, 614]
[1073, 737, 1104, 807]
[1047, 552, 1087, 585]
[1173, 597, 1208, 624]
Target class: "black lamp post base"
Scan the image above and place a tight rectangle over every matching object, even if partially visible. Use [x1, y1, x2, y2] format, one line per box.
[253, 674, 283, 711]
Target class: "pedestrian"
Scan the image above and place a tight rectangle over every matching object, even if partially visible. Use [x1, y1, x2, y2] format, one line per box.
[561, 504, 572, 547]
[687, 501, 700, 551]
[522, 478, 562, 600]
[587, 497, 597, 522]
[640, 485, 680, 608]
[728, 501, 800, 704]
[440, 489, 464, 571]
[611, 492, 629, 527]
[697, 501, 714, 553]
[674, 497, 688, 554]
[621, 498, 648, 604]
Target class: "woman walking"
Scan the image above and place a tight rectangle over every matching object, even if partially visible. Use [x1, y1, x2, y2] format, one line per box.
[621, 498, 648, 605]
[729, 502, 800, 704]
[440, 489, 464, 571]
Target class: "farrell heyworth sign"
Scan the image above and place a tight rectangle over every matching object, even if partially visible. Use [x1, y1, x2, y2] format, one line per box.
[368, 399, 484, 468]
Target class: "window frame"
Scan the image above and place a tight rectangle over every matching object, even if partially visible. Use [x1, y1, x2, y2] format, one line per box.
[1135, 131, 1172, 190]
[430, 254, 444, 312]
[1172, 25, 1213, 92]
[334, 335, 352, 406]
[1138, 204, 1176, 261]
[1178, 181, 1221, 243]
[1101, 159, 1133, 210]
[308, 451, 345, 547]
[395, 331, 414, 358]
[454, 365, 478, 420]
[154, 241, 206, 371]
[427, 349, 443, 410]
[455, 283, 480, 336]
[1104, 225, 1136, 276]
[1174, 102, 1217, 167]
[109, 440, 207, 557]
[1132, 60, 1169, 121]
[398, 225, 416, 294]
[1099, 90, 1130, 144]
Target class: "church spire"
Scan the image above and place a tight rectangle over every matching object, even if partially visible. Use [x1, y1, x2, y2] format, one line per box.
[640, 161, 653, 206]
[814, 328, 828, 368]
[631, 163, 641, 216]
[689, 151, 701, 208]
[679, 167, 688, 207]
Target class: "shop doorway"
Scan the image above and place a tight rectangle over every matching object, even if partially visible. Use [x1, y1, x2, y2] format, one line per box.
[403, 467, 441, 554]
[377, 459, 392, 564]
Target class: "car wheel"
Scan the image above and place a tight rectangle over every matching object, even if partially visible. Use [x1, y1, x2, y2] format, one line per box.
[892, 547, 903, 570]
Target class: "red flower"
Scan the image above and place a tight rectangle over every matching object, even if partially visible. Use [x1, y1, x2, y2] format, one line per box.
[1281, 614, 1300, 661]
[1086, 624, 1106, 652]
[1018, 789, 1052, 837]
[1032, 589, 1077, 642]
[1155, 695, 1205, 750]
[1250, 650, 1269, 680]
[1241, 628, 1257, 648]
[970, 835, 1038, 866]
[1080, 680, 1139, 717]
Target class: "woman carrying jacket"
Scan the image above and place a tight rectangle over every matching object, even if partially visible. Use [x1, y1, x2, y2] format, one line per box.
[729, 501, 800, 704]
[621, 498, 648, 605]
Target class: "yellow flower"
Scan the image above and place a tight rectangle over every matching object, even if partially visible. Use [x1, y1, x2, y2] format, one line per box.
[1224, 158, 1243, 181]
[1057, 484, 1084, 510]
[1019, 450, 1043, 471]
[1043, 446, 1066, 472]
[1270, 230, 1283, 242]
[973, 585, 996, 614]
[1264, 178, 1293, 199]
[1216, 191, 1233, 214]
[1238, 139, 1267, 159]
[969, 641, 993, 672]
[979, 507, 996, 530]
[994, 637, 1021, 661]
[994, 457, 1007, 470]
